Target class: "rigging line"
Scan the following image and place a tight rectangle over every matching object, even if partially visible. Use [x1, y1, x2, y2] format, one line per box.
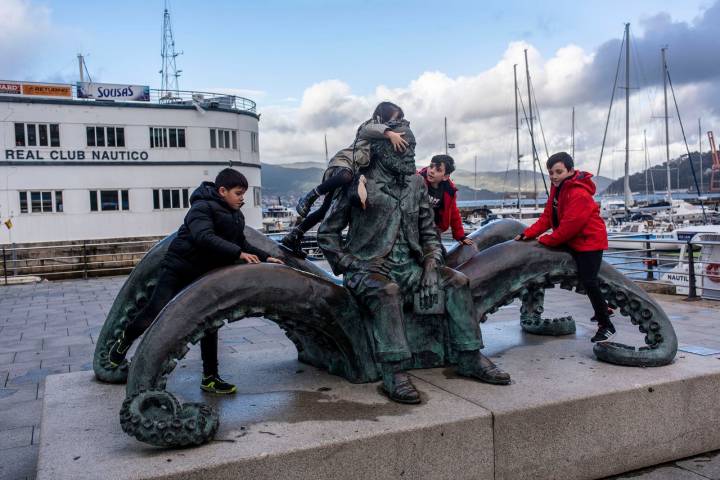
[598, 30, 626, 177]
[518, 85, 550, 195]
[666, 68, 707, 223]
[630, 32, 660, 123]
[501, 126, 517, 209]
[529, 78, 550, 159]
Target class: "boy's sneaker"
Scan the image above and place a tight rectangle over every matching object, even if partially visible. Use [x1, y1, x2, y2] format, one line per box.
[108, 332, 131, 368]
[200, 375, 237, 395]
[591, 324, 617, 343]
[296, 188, 320, 218]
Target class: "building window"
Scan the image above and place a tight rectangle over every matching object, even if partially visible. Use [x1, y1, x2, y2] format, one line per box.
[251, 131, 259, 152]
[149, 127, 186, 148]
[253, 187, 261, 207]
[18, 191, 63, 214]
[15, 123, 24, 146]
[14, 123, 60, 147]
[152, 188, 190, 210]
[89, 190, 130, 212]
[209, 128, 237, 149]
[87, 126, 125, 147]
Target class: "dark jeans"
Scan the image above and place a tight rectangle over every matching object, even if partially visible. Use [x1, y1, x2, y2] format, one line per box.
[571, 250, 610, 326]
[299, 167, 353, 232]
[124, 267, 219, 376]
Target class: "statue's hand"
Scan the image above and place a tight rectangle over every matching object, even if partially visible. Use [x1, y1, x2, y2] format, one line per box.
[349, 258, 391, 277]
[420, 259, 440, 309]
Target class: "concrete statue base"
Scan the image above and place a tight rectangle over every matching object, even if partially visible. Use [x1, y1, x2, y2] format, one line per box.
[38, 320, 720, 480]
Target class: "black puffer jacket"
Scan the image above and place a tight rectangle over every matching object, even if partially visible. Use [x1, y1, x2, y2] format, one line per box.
[163, 182, 268, 275]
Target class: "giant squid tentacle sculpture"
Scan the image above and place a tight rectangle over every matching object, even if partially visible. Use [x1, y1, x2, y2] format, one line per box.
[457, 239, 677, 367]
[120, 264, 375, 447]
[446, 219, 576, 336]
[97, 220, 676, 447]
[93, 228, 334, 384]
[93, 234, 176, 384]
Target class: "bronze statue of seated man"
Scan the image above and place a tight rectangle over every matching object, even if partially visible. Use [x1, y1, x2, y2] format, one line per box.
[317, 121, 510, 403]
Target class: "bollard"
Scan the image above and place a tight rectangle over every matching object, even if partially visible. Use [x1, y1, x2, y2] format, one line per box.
[82, 241, 88, 280]
[686, 239, 698, 300]
[645, 237, 655, 281]
[2, 248, 7, 286]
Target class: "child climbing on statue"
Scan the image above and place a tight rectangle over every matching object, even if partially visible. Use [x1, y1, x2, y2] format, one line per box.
[107, 168, 283, 394]
[515, 152, 614, 343]
[280, 102, 409, 257]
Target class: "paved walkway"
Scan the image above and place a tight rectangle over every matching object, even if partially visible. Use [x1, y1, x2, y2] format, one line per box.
[1, 274, 719, 480]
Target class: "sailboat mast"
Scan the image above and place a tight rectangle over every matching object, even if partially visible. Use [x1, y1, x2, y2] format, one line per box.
[524, 50, 538, 209]
[471, 155, 477, 202]
[662, 47, 672, 202]
[571, 106, 575, 158]
[444, 117, 448, 155]
[514, 64, 521, 215]
[699, 118, 703, 193]
[324, 133, 329, 162]
[644, 130, 649, 197]
[623, 23, 632, 212]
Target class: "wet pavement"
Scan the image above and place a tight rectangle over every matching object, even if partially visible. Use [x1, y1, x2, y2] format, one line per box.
[1, 273, 720, 480]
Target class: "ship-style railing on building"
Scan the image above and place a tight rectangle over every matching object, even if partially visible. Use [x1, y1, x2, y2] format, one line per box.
[0, 80, 257, 114]
[147, 89, 257, 113]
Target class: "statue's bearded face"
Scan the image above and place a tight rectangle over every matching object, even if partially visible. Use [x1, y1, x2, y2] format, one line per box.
[374, 124, 417, 176]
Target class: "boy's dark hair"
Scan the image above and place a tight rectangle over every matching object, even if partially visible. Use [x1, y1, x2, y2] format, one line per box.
[215, 168, 248, 190]
[546, 152, 574, 171]
[373, 101, 404, 123]
[431, 154, 456, 175]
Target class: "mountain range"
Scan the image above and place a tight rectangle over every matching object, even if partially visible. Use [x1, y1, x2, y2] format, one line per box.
[260, 162, 614, 204]
[603, 152, 714, 195]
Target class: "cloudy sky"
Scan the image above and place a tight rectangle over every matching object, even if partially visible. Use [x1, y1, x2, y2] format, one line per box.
[2, 0, 719, 178]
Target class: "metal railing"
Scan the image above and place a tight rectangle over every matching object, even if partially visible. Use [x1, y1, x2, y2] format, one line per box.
[146, 89, 257, 113]
[0, 232, 323, 284]
[3, 232, 720, 301]
[1, 237, 162, 284]
[605, 233, 720, 300]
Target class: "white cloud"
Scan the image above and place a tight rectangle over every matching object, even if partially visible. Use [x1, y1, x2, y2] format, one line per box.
[0, 0, 52, 77]
[258, 15, 720, 183]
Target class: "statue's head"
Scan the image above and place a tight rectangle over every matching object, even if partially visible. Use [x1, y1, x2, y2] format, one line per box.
[372, 120, 417, 177]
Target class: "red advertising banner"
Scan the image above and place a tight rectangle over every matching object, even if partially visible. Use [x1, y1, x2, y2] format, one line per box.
[0, 82, 22, 94]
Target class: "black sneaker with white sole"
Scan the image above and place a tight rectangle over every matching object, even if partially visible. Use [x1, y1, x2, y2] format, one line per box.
[591, 324, 616, 343]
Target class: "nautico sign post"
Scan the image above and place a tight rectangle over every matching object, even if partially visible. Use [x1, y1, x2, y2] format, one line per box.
[77, 82, 150, 102]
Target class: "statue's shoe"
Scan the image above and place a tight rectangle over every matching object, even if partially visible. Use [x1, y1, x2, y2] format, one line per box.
[381, 372, 421, 404]
[457, 353, 511, 385]
[279, 228, 307, 259]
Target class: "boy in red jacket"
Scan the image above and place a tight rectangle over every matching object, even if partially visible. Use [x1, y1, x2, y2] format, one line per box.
[515, 152, 614, 343]
[419, 155, 473, 249]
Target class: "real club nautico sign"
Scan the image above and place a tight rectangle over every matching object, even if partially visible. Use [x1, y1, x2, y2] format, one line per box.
[4, 149, 149, 161]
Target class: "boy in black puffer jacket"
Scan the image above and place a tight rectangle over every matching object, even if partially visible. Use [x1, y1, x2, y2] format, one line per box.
[108, 168, 283, 394]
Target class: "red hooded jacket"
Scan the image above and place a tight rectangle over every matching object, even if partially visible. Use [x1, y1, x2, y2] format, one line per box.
[523, 171, 608, 251]
[419, 167, 466, 241]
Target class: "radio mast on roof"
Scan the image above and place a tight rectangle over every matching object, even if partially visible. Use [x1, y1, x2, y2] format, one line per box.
[159, 0, 183, 100]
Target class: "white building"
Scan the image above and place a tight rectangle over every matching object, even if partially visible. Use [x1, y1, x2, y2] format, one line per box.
[0, 80, 262, 245]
